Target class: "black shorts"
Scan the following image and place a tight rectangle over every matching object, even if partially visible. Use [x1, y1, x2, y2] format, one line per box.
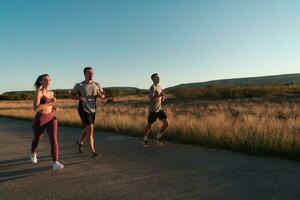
[148, 110, 167, 124]
[78, 106, 95, 127]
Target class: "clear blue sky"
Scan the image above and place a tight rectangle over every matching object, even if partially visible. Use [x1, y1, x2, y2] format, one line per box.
[1, 0, 300, 93]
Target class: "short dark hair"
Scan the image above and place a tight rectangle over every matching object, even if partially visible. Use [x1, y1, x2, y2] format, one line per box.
[151, 73, 158, 80]
[83, 67, 93, 74]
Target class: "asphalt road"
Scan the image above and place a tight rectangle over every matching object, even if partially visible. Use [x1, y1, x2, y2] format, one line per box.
[0, 117, 300, 200]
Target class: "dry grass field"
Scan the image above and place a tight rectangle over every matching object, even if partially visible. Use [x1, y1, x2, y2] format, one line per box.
[1, 96, 300, 159]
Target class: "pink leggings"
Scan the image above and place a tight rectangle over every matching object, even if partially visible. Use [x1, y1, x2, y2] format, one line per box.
[31, 112, 59, 162]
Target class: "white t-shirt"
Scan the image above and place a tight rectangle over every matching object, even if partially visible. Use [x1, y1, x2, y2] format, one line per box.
[73, 81, 103, 113]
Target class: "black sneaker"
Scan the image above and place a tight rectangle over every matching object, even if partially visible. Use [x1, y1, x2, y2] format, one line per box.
[76, 140, 83, 154]
[142, 139, 150, 148]
[91, 152, 101, 159]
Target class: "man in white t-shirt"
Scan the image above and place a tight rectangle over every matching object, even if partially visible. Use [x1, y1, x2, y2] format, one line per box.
[70, 67, 105, 158]
[142, 73, 169, 148]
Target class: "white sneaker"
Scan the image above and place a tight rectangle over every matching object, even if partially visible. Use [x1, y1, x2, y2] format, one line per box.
[52, 161, 64, 171]
[30, 152, 38, 164]
[142, 139, 150, 148]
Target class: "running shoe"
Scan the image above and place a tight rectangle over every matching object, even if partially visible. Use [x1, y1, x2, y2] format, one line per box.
[76, 140, 83, 154]
[91, 152, 101, 159]
[153, 137, 164, 147]
[142, 139, 150, 148]
[30, 152, 38, 164]
[53, 161, 64, 170]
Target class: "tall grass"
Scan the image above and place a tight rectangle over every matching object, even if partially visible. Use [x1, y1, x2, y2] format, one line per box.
[1, 98, 300, 159]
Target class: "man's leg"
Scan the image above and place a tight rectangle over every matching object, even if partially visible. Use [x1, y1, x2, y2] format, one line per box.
[142, 112, 157, 147]
[78, 126, 88, 144]
[77, 108, 90, 153]
[86, 124, 96, 154]
[76, 126, 88, 153]
[159, 119, 169, 135]
[142, 123, 152, 148]
[144, 123, 152, 140]
[154, 113, 169, 146]
[156, 111, 169, 139]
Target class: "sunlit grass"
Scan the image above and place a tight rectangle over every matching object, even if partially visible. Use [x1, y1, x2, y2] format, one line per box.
[1, 98, 300, 159]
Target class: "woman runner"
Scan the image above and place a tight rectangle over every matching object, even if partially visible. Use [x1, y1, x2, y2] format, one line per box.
[30, 74, 64, 170]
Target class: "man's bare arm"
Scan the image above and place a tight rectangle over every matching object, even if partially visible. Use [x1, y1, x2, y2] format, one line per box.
[69, 90, 86, 101]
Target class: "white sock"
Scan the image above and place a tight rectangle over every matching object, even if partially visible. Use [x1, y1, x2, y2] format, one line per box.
[156, 132, 163, 139]
[143, 136, 148, 141]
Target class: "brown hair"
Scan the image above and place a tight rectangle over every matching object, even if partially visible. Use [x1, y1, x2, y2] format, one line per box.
[34, 74, 49, 89]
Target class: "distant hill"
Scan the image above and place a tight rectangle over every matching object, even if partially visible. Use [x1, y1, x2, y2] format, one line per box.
[3, 73, 300, 101]
[0, 90, 70, 100]
[0, 87, 147, 100]
[104, 87, 142, 91]
[167, 73, 300, 90]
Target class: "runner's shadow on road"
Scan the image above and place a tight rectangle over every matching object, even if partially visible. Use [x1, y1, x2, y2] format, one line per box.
[0, 152, 93, 183]
[0, 157, 30, 165]
[0, 166, 50, 183]
[0, 156, 51, 168]
[0, 152, 85, 169]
